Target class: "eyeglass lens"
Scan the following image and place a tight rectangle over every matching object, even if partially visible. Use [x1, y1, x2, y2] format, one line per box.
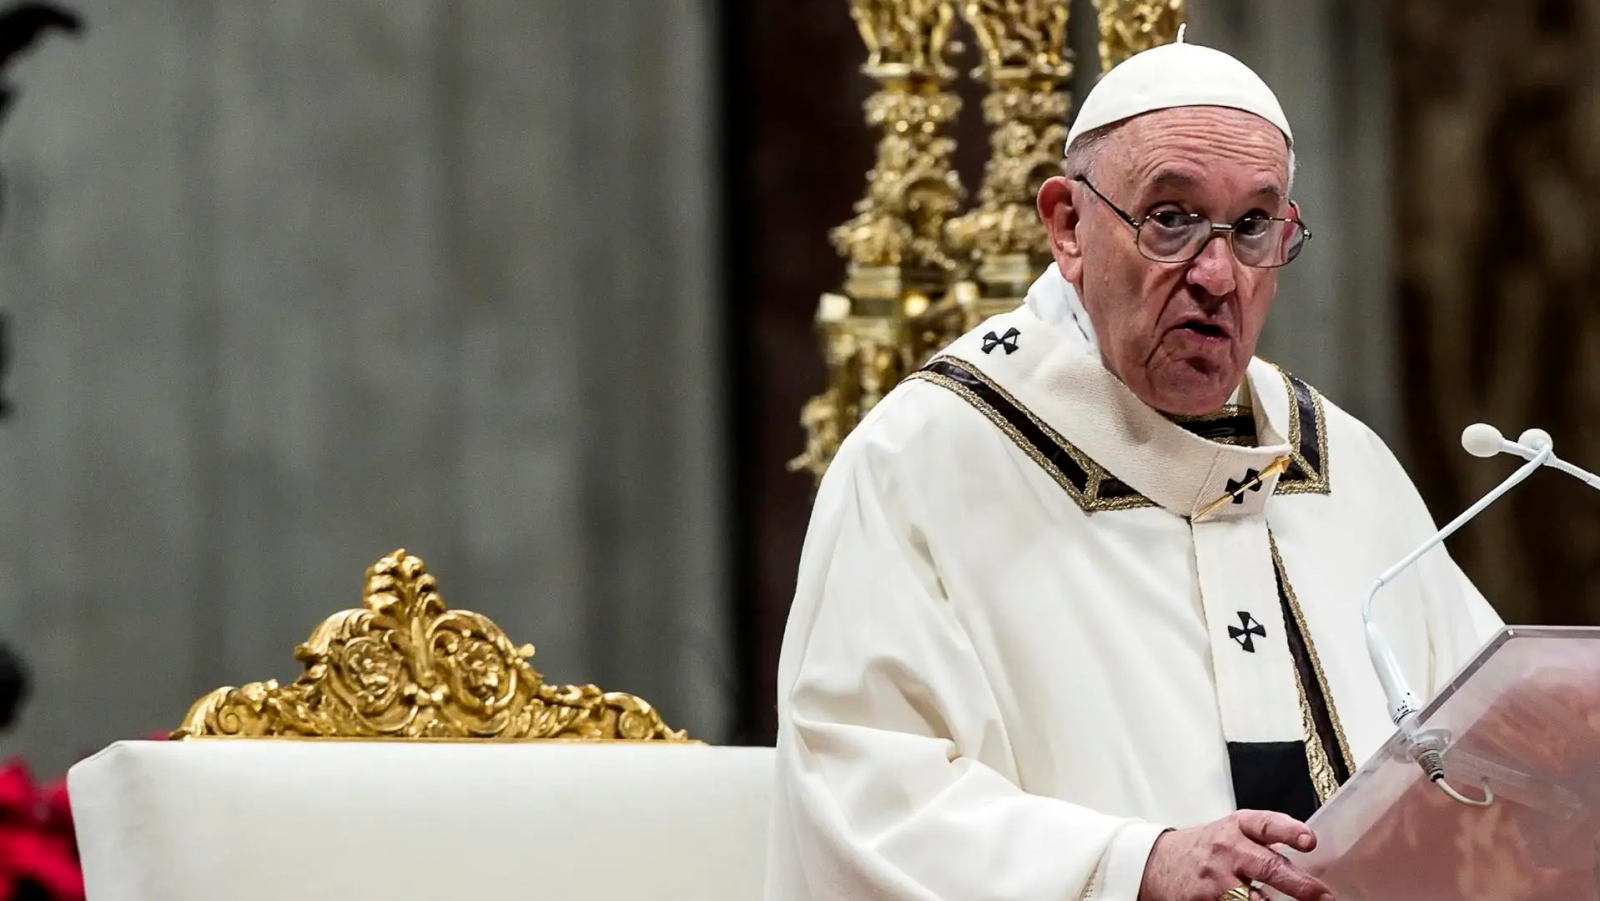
[1140, 212, 1305, 267]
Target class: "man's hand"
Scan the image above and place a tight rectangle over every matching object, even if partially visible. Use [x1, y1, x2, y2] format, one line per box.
[1138, 810, 1334, 901]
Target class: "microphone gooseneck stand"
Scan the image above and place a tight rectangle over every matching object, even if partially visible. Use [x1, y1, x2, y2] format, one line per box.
[1364, 424, 1600, 807]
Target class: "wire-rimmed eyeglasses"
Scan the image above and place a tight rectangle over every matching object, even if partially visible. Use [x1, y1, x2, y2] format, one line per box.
[1074, 177, 1311, 269]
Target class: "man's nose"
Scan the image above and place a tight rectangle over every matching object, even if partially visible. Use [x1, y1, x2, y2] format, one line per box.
[1185, 234, 1238, 299]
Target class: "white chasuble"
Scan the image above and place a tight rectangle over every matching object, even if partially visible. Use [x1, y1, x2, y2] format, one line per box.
[766, 287, 1504, 901]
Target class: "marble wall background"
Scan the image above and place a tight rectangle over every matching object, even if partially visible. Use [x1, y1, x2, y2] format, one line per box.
[0, 0, 732, 773]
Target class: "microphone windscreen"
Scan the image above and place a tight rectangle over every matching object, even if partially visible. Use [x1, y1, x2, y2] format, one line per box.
[1462, 423, 1505, 458]
[1519, 428, 1553, 452]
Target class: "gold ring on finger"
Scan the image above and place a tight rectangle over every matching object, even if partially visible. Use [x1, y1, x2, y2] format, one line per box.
[1219, 886, 1253, 901]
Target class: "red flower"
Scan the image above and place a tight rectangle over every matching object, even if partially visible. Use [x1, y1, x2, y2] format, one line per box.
[0, 767, 33, 821]
[0, 761, 83, 901]
[37, 782, 69, 840]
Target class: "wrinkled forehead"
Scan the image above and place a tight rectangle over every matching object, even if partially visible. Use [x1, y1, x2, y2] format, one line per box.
[1105, 106, 1291, 196]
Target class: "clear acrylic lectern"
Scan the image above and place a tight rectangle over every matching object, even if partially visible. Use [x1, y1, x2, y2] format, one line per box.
[1270, 626, 1600, 901]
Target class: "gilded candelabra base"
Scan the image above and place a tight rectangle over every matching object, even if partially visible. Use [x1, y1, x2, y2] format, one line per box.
[976, 251, 1044, 300]
[843, 263, 949, 309]
[789, 275, 936, 482]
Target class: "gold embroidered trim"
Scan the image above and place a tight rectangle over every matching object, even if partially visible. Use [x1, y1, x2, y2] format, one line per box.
[1270, 537, 1356, 793]
[909, 362, 1157, 514]
[1077, 858, 1104, 901]
[1295, 658, 1341, 805]
[910, 358, 1330, 513]
[1271, 367, 1332, 496]
[1167, 403, 1250, 424]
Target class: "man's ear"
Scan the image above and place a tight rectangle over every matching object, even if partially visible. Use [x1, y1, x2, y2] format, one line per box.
[1037, 175, 1085, 285]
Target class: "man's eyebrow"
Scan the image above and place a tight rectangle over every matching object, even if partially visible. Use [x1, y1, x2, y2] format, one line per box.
[1248, 182, 1284, 202]
[1146, 170, 1201, 192]
[1142, 169, 1284, 203]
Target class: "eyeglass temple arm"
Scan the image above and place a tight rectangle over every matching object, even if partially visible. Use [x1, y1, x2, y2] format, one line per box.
[1072, 177, 1143, 229]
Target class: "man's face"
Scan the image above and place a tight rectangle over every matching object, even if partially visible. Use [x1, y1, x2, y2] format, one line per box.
[1037, 107, 1292, 416]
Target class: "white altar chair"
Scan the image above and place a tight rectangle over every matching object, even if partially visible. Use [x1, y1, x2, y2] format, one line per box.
[67, 550, 775, 901]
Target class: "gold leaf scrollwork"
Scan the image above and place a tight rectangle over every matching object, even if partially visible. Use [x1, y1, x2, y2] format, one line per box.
[1092, 0, 1185, 73]
[831, 81, 965, 276]
[173, 549, 688, 742]
[964, 0, 1071, 78]
[849, 0, 960, 79]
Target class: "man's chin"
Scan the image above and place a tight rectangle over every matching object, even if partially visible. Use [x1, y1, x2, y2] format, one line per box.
[1143, 360, 1243, 417]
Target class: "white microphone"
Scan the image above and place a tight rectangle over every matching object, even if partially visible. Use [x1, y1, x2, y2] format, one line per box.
[1364, 423, 1600, 805]
[1460, 422, 1510, 458]
[1363, 424, 1558, 730]
[1465, 424, 1600, 489]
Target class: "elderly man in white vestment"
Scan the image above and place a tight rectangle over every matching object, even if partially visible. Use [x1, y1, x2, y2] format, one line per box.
[766, 37, 1505, 901]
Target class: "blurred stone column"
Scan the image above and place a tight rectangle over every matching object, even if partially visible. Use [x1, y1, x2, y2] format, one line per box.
[1393, 0, 1600, 625]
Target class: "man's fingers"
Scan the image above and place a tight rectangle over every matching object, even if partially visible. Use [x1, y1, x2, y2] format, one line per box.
[1234, 809, 1316, 852]
[1237, 848, 1332, 901]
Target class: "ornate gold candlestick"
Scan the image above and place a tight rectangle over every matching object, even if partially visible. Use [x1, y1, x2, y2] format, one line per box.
[791, 0, 967, 482]
[941, 0, 1072, 321]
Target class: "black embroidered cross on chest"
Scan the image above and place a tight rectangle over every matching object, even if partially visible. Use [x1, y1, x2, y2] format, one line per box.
[1229, 612, 1266, 652]
[1225, 468, 1264, 504]
[981, 327, 1020, 355]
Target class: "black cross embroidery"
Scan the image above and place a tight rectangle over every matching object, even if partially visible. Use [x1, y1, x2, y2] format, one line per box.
[1228, 612, 1266, 653]
[982, 327, 1021, 355]
[1224, 468, 1264, 505]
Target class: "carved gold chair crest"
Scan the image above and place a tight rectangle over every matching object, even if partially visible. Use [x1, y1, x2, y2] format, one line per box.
[174, 549, 687, 742]
[793, 0, 1185, 482]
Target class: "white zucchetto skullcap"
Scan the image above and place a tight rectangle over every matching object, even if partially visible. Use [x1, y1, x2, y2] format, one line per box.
[1065, 28, 1292, 155]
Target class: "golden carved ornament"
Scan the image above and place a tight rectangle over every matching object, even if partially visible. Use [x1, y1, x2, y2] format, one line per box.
[963, 0, 1070, 78]
[947, 0, 1072, 301]
[173, 549, 688, 742]
[849, 0, 960, 79]
[829, 89, 965, 278]
[1093, 0, 1185, 73]
[789, 294, 922, 481]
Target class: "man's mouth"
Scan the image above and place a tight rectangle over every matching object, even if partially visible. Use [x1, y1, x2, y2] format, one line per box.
[1175, 320, 1230, 340]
